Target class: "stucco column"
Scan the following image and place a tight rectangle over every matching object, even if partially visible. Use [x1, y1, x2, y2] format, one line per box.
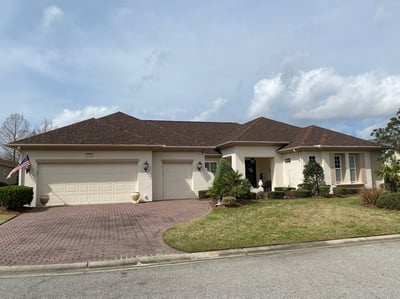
[321, 152, 332, 187]
[231, 153, 245, 176]
[363, 152, 373, 188]
[344, 153, 350, 184]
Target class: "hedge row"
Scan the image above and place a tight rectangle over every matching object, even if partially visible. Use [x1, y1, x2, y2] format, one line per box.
[0, 186, 33, 210]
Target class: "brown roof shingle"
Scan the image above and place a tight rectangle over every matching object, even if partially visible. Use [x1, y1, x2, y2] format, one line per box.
[9, 112, 380, 151]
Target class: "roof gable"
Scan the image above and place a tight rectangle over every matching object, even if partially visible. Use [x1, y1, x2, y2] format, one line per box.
[218, 117, 301, 146]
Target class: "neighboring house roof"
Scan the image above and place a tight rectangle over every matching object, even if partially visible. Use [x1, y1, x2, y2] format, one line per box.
[8, 111, 381, 151]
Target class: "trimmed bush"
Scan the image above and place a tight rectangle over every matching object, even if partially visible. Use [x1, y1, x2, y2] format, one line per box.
[268, 191, 285, 199]
[0, 186, 33, 210]
[359, 187, 384, 206]
[333, 187, 360, 196]
[375, 192, 400, 210]
[0, 182, 8, 187]
[294, 189, 313, 198]
[333, 187, 347, 196]
[221, 196, 237, 207]
[274, 187, 295, 192]
[319, 185, 331, 197]
[198, 190, 209, 199]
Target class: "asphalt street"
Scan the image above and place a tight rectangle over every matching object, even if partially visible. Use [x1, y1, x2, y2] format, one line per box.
[1, 238, 400, 298]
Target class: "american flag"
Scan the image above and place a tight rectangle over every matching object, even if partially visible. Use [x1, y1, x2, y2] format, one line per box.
[6, 155, 32, 180]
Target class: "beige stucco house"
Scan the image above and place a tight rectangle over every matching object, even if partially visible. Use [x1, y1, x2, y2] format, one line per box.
[8, 112, 382, 207]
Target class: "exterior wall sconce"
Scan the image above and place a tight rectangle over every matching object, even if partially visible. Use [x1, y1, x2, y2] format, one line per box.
[197, 161, 203, 171]
[143, 161, 149, 172]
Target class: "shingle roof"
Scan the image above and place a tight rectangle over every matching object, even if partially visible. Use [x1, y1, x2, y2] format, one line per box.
[218, 117, 301, 145]
[9, 112, 380, 151]
[280, 125, 378, 151]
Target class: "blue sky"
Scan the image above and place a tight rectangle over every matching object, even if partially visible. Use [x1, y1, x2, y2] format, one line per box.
[0, 0, 399, 139]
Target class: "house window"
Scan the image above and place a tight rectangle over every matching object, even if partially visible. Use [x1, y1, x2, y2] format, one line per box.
[284, 158, 291, 163]
[334, 155, 342, 183]
[309, 156, 316, 162]
[349, 154, 357, 183]
[205, 161, 217, 174]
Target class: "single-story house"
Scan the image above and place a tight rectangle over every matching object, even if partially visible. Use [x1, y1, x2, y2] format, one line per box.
[8, 112, 382, 206]
[0, 158, 17, 185]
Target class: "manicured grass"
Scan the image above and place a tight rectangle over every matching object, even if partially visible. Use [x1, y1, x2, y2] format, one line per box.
[0, 211, 18, 224]
[163, 197, 400, 252]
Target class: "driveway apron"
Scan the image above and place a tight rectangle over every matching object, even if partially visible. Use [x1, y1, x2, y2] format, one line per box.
[0, 200, 211, 266]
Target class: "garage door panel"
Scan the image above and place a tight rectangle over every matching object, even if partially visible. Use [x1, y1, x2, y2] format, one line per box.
[38, 163, 138, 205]
[163, 162, 194, 200]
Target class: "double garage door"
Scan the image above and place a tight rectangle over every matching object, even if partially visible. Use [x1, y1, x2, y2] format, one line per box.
[38, 162, 138, 205]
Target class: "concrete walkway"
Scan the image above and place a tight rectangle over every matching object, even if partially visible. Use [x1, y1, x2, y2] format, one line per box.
[0, 200, 211, 266]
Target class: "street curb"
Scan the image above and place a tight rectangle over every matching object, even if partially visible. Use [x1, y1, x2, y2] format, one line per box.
[1, 234, 400, 276]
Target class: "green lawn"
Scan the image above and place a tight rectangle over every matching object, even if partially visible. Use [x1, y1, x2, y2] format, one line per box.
[163, 197, 400, 252]
[0, 211, 18, 224]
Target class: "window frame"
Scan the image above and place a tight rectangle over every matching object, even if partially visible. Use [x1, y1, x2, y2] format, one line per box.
[334, 155, 342, 183]
[204, 161, 217, 174]
[349, 154, 357, 183]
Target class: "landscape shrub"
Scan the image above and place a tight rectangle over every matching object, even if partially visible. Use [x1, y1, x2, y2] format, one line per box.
[333, 187, 347, 196]
[274, 187, 295, 192]
[294, 189, 312, 198]
[333, 187, 360, 196]
[268, 191, 285, 199]
[319, 185, 331, 197]
[359, 187, 384, 206]
[221, 196, 237, 207]
[0, 182, 8, 187]
[284, 191, 296, 199]
[0, 186, 33, 210]
[198, 190, 208, 199]
[256, 191, 265, 200]
[375, 192, 400, 210]
[346, 188, 360, 194]
[302, 160, 326, 195]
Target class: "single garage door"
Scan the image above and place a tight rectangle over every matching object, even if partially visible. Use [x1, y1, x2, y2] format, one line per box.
[37, 162, 138, 205]
[163, 162, 194, 199]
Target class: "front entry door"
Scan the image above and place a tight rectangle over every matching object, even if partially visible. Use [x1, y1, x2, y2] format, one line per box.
[245, 158, 257, 187]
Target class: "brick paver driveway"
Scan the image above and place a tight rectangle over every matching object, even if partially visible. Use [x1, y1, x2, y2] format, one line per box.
[0, 200, 211, 266]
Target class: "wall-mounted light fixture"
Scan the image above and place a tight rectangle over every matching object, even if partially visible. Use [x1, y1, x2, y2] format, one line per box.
[197, 161, 203, 171]
[143, 161, 149, 172]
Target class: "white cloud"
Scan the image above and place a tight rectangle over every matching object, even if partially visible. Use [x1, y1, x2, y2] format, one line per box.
[52, 106, 119, 128]
[192, 97, 229, 121]
[247, 68, 400, 121]
[247, 75, 284, 118]
[42, 5, 64, 27]
[374, 6, 392, 22]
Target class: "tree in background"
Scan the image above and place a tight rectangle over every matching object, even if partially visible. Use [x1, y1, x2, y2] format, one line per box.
[302, 160, 326, 195]
[0, 114, 30, 162]
[31, 118, 54, 135]
[375, 163, 399, 192]
[371, 108, 400, 162]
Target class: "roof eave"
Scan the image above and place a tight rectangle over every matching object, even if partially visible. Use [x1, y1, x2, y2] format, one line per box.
[216, 140, 290, 149]
[7, 144, 166, 151]
[277, 145, 382, 153]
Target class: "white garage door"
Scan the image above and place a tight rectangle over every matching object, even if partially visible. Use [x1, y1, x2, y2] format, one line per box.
[38, 162, 138, 205]
[163, 162, 194, 199]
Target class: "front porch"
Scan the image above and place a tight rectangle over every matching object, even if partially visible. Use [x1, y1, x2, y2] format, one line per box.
[223, 155, 274, 191]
